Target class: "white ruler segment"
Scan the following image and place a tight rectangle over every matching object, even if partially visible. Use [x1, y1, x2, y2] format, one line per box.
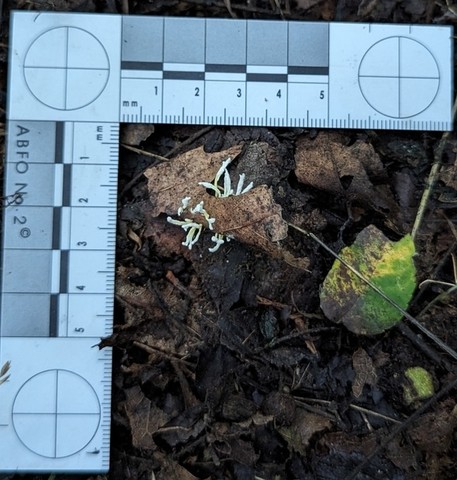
[7, 12, 453, 128]
[0, 11, 453, 473]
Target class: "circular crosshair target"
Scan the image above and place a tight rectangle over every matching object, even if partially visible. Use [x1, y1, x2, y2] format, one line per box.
[23, 26, 110, 111]
[358, 36, 440, 118]
[12, 369, 101, 458]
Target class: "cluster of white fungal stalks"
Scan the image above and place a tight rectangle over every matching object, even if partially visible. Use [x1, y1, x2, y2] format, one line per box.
[167, 157, 253, 252]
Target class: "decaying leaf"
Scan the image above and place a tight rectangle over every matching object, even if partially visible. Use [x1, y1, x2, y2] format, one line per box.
[123, 385, 170, 451]
[295, 133, 399, 219]
[439, 155, 457, 203]
[320, 225, 416, 335]
[145, 145, 243, 216]
[357, 0, 397, 19]
[409, 399, 457, 454]
[278, 409, 332, 456]
[154, 451, 201, 480]
[352, 348, 377, 397]
[154, 405, 206, 448]
[295, 0, 323, 9]
[121, 124, 155, 145]
[145, 145, 308, 268]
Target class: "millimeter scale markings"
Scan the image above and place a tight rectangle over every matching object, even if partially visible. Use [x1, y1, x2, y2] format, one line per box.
[0, 11, 453, 473]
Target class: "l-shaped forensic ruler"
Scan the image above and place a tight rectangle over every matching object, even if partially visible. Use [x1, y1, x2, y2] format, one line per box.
[0, 11, 453, 473]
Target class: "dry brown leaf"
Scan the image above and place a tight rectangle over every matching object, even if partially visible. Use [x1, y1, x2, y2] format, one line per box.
[123, 385, 170, 451]
[278, 409, 332, 456]
[155, 451, 201, 480]
[145, 145, 308, 268]
[144, 218, 192, 260]
[352, 348, 377, 398]
[202, 185, 287, 243]
[121, 124, 155, 145]
[144, 145, 243, 217]
[295, 133, 399, 219]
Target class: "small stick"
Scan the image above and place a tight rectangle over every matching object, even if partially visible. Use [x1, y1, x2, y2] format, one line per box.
[163, 126, 214, 159]
[121, 143, 169, 163]
[120, 144, 169, 197]
[349, 404, 401, 425]
[223, 0, 237, 18]
[411, 94, 457, 240]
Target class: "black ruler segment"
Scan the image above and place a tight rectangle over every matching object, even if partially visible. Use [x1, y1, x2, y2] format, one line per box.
[62, 164, 72, 207]
[55, 122, 64, 164]
[59, 250, 69, 294]
[52, 207, 61, 249]
[163, 71, 205, 80]
[49, 294, 59, 337]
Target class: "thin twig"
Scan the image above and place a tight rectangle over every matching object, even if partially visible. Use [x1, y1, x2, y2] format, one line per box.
[349, 404, 401, 424]
[294, 399, 337, 421]
[397, 322, 453, 371]
[133, 341, 194, 367]
[410, 235, 457, 308]
[299, 397, 401, 425]
[119, 145, 170, 198]
[446, 0, 457, 15]
[121, 143, 170, 163]
[411, 94, 457, 239]
[418, 284, 457, 317]
[223, 0, 237, 18]
[415, 218, 457, 316]
[288, 223, 457, 362]
[163, 126, 213, 159]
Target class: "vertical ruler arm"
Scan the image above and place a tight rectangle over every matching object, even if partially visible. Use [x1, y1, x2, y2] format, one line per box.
[1, 11, 123, 472]
[0, 120, 118, 472]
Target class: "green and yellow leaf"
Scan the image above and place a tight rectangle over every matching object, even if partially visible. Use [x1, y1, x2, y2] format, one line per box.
[320, 225, 416, 335]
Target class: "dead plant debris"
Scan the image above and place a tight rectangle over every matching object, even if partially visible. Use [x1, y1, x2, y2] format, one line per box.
[2, 1, 457, 480]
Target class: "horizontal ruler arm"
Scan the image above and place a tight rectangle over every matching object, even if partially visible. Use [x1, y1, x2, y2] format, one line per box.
[7, 12, 453, 130]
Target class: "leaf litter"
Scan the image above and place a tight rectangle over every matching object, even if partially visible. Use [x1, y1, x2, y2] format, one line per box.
[16, 2, 457, 479]
[112, 125, 456, 478]
[145, 144, 309, 269]
[295, 132, 403, 228]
